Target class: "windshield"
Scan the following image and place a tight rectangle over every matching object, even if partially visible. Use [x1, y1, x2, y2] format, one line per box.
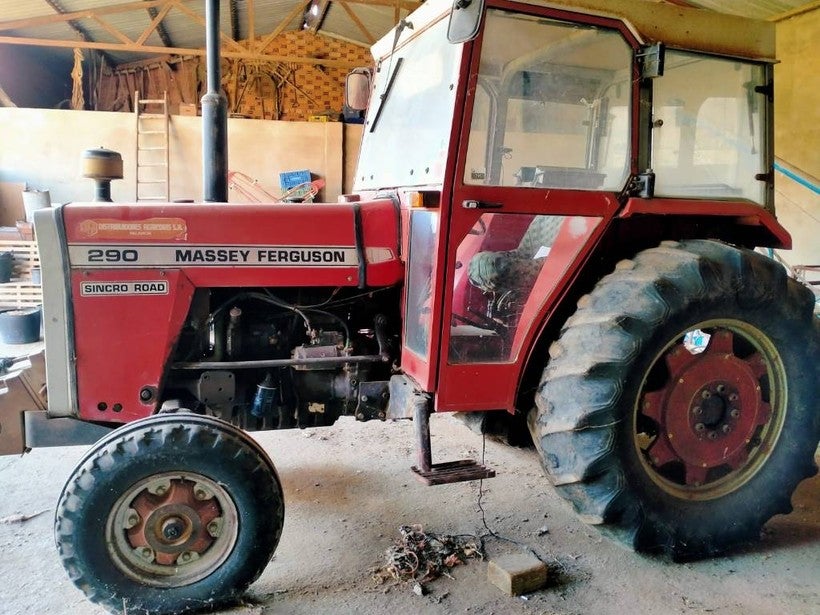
[464, 9, 633, 191]
[355, 16, 462, 191]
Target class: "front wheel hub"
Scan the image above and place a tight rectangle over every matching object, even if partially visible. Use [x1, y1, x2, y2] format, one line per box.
[107, 472, 238, 587]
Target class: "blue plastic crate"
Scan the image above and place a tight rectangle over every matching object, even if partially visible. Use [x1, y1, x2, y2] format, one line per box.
[279, 169, 311, 190]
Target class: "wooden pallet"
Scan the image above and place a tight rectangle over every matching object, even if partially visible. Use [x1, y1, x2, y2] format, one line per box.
[0, 240, 42, 308]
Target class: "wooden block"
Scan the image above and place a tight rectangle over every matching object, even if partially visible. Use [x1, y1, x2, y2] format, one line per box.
[487, 552, 548, 596]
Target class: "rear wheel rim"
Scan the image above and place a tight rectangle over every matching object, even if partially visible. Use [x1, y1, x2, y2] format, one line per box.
[634, 319, 787, 500]
[106, 472, 239, 587]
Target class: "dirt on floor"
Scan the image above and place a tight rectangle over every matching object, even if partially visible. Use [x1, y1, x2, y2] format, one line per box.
[0, 414, 818, 615]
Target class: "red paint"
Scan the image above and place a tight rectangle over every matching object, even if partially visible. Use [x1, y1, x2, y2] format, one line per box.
[621, 198, 791, 249]
[73, 269, 195, 422]
[641, 329, 772, 485]
[65, 199, 402, 422]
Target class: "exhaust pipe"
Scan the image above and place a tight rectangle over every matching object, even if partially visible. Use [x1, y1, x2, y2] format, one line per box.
[201, 0, 228, 202]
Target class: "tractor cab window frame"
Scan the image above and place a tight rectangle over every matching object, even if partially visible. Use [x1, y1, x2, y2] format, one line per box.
[463, 9, 634, 193]
[650, 50, 772, 206]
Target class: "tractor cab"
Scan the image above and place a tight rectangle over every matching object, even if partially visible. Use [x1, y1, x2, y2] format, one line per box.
[351, 0, 778, 425]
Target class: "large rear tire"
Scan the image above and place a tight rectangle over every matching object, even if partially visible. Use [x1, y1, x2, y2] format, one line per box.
[530, 240, 820, 559]
[55, 413, 284, 614]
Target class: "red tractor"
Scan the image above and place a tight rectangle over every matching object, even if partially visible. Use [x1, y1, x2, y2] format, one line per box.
[0, 0, 817, 613]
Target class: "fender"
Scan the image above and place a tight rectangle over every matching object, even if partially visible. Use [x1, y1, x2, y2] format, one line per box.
[513, 198, 793, 414]
[619, 198, 791, 249]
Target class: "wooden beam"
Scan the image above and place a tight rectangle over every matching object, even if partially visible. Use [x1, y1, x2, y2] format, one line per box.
[136, 2, 174, 46]
[41, 0, 117, 69]
[91, 15, 134, 45]
[345, 0, 419, 9]
[173, 2, 247, 54]
[339, 2, 375, 45]
[0, 0, 195, 33]
[145, 1, 174, 47]
[0, 35, 363, 69]
[41, 0, 95, 43]
[114, 53, 183, 71]
[0, 0, 421, 31]
[258, 0, 311, 54]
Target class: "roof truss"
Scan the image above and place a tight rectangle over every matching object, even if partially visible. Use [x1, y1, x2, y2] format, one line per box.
[0, 0, 422, 67]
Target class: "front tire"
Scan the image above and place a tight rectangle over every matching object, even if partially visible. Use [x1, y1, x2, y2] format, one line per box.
[55, 413, 284, 614]
[530, 240, 820, 559]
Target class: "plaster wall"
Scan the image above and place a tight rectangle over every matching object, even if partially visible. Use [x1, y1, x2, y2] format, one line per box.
[772, 7, 820, 274]
[0, 108, 349, 205]
[774, 176, 820, 269]
[343, 124, 364, 194]
[775, 8, 820, 179]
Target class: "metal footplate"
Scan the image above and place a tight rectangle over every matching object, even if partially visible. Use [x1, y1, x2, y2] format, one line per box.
[411, 459, 495, 486]
[411, 395, 495, 486]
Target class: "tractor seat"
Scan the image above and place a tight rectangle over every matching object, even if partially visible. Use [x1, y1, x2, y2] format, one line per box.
[468, 215, 564, 294]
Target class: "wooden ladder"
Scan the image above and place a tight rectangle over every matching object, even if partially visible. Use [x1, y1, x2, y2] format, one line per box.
[134, 90, 170, 202]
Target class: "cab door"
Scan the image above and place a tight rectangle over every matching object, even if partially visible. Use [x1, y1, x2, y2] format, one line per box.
[435, 5, 640, 412]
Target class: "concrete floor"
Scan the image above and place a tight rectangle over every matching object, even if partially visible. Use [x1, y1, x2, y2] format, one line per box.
[0, 413, 818, 615]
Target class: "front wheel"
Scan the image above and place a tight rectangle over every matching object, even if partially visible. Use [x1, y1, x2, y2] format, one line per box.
[530, 240, 820, 559]
[55, 413, 284, 614]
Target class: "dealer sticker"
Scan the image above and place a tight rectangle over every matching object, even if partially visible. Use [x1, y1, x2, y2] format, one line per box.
[80, 280, 169, 296]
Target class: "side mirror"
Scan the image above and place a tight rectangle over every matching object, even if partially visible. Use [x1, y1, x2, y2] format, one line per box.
[447, 0, 485, 44]
[345, 68, 372, 111]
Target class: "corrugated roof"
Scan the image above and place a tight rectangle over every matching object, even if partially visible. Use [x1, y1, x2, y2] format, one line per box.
[684, 0, 812, 21]
[0, 0, 815, 67]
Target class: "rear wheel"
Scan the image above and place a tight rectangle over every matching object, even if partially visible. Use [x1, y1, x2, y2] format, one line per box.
[55, 413, 284, 614]
[530, 240, 820, 559]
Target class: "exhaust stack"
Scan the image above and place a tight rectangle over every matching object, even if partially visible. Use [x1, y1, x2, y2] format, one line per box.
[201, 0, 228, 202]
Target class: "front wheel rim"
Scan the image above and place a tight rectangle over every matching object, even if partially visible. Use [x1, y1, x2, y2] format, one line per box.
[106, 472, 239, 587]
[634, 319, 787, 500]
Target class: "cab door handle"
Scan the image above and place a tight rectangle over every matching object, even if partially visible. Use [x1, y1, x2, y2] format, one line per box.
[462, 200, 502, 209]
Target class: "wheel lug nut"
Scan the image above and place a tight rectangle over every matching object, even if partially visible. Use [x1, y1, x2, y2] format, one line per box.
[729, 393, 738, 402]
[207, 519, 222, 538]
[730, 408, 740, 418]
[721, 425, 731, 434]
[708, 431, 718, 440]
[123, 509, 140, 529]
[177, 551, 198, 565]
[692, 406, 702, 416]
[138, 547, 154, 562]
[193, 483, 213, 500]
[695, 423, 705, 432]
[701, 390, 711, 399]
[716, 384, 726, 394]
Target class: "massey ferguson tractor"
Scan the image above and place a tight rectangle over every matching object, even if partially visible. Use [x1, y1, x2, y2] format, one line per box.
[0, 0, 817, 613]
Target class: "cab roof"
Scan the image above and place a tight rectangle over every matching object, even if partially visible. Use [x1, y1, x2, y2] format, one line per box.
[374, 0, 775, 62]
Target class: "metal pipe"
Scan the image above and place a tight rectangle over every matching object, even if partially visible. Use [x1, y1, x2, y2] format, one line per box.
[94, 180, 113, 202]
[201, 0, 228, 202]
[414, 396, 432, 472]
[172, 354, 388, 371]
